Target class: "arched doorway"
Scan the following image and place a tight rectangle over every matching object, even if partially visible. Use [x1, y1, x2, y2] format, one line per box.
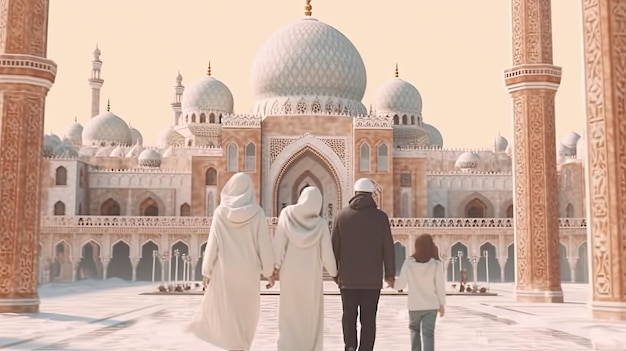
[559, 243, 571, 282]
[195, 242, 207, 281]
[170, 241, 189, 283]
[77, 241, 102, 280]
[465, 198, 487, 218]
[504, 244, 515, 282]
[107, 241, 132, 280]
[140, 198, 159, 216]
[274, 147, 340, 217]
[448, 242, 471, 282]
[477, 242, 500, 282]
[137, 240, 161, 281]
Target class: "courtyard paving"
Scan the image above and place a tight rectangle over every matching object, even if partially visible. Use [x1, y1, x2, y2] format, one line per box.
[0, 280, 625, 350]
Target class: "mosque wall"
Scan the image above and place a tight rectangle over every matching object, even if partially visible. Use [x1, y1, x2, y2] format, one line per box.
[557, 161, 586, 218]
[190, 155, 226, 217]
[354, 128, 394, 213]
[392, 157, 427, 218]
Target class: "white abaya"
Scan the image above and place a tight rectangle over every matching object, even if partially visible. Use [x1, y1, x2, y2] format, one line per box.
[272, 186, 338, 351]
[187, 173, 274, 351]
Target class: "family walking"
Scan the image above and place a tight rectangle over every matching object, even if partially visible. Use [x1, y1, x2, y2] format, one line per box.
[186, 172, 446, 351]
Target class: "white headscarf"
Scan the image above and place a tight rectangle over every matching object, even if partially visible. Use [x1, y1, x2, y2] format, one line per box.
[277, 186, 328, 248]
[215, 172, 261, 224]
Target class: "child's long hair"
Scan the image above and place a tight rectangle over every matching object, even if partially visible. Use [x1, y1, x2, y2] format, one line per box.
[411, 234, 439, 263]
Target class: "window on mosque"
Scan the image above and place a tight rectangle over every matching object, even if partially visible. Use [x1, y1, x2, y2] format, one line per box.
[227, 143, 238, 172]
[401, 193, 410, 217]
[401, 172, 411, 187]
[141, 198, 159, 216]
[245, 142, 256, 172]
[200, 113, 206, 123]
[53, 201, 65, 216]
[206, 168, 217, 186]
[101, 198, 121, 216]
[79, 167, 84, 188]
[209, 113, 216, 123]
[377, 144, 388, 172]
[506, 204, 514, 218]
[433, 204, 445, 218]
[55, 166, 67, 186]
[359, 143, 370, 172]
[393, 115, 399, 125]
[180, 203, 191, 216]
[465, 198, 487, 218]
[565, 203, 574, 218]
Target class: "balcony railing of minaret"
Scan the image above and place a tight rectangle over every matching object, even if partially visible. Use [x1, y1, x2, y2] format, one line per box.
[40, 216, 587, 228]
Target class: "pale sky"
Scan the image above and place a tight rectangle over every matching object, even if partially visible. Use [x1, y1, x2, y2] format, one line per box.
[45, 1, 585, 149]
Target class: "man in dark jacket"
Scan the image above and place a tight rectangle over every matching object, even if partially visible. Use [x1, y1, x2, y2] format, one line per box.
[331, 178, 395, 351]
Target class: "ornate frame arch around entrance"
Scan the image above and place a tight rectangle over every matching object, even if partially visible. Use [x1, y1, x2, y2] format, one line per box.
[272, 145, 343, 217]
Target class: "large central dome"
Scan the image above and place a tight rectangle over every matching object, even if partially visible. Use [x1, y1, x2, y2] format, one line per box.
[251, 17, 367, 116]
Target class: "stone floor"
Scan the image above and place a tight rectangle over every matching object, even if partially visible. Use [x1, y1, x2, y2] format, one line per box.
[1, 281, 626, 350]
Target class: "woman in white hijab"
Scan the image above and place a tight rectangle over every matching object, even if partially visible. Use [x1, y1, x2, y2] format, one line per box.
[187, 172, 275, 351]
[272, 186, 338, 351]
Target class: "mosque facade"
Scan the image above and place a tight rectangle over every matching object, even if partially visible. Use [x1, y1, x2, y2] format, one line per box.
[38, 6, 587, 287]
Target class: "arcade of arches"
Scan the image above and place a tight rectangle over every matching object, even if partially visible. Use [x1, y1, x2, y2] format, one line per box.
[0, 0, 625, 320]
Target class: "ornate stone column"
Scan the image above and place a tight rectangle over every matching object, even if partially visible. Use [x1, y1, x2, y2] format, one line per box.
[581, 0, 626, 320]
[0, 0, 56, 313]
[504, 0, 563, 302]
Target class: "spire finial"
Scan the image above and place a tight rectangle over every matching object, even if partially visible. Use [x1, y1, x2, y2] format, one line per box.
[74, 116, 77, 123]
[207, 61, 211, 76]
[394, 63, 399, 78]
[107, 99, 110, 112]
[304, 0, 312, 16]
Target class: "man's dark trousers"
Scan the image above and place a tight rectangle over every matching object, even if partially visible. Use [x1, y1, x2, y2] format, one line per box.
[340, 288, 381, 351]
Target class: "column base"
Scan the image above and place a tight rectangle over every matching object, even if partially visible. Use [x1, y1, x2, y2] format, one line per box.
[0, 298, 40, 313]
[590, 301, 626, 321]
[515, 289, 564, 303]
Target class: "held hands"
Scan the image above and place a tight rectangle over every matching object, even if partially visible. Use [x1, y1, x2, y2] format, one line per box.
[202, 276, 210, 290]
[384, 277, 395, 289]
[265, 267, 279, 289]
[438, 305, 445, 317]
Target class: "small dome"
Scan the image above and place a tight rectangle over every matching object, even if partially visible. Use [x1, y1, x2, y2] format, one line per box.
[505, 143, 513, 157]
[53, 142, 79, 158]
[561, 131, 581, 149]
[455, 151, 481, 170]
[82, 111, 133, 147]
[181, 76, 234, 118]
[109, 146, 125, 157]
[251, 17, 367, 116]
[374, 78, 422, 116]
[558, 142, 575, 157]
[158, 125, 185, 147]
[423, 123, 443, 148]
[43, 134, 62, 157]
[162, 147, 174, 158]
[493, 135, 508, 153]
[125, 144, 143, 158]
[138, 149, 161, 168]
[392, 126, 430, 148]
[130, 127, 143, 146]
[61, 121, 83, 146]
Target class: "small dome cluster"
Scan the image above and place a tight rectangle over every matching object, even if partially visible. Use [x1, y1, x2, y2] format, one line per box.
[43, 134, 78, 158]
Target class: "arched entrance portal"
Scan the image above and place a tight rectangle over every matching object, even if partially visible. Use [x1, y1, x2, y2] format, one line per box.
[273, 147, 342, 218]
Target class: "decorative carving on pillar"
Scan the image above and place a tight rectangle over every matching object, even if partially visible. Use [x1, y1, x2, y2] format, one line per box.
[0, 0, 55, 313]
[581, 0, 626, 320]
[505, 0, 563, 303]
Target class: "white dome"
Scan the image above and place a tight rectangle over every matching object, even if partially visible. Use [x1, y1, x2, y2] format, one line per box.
[493, 135, 508, 152]
[53, 142, 78, 158]
[43, 134, 62, 157]
[375, 78, 422, 116]
[130, 127, 143, 146]
[561, 131, 581, 149]
[423, 123, 443, 148]
[576, 135, 587, 160]
[558, 142, 575, 157]
[82, 111, 133, 147]
[109, 146, 125, 157]
[181, 76, 234, 118]
[158, 125, 185, 147]
[138, 149, 161, 168]
[61, 122, 83, 145]
[455, 151, 480, 169]
[251, 17, 367, 116]
[392, 126, 430, 147]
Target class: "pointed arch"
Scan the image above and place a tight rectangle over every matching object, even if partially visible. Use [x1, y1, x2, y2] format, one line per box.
[227, 142, 238, 172]
[140, 198, 159, 216]
[55, 166, 67, 186]
[458, 192, 494, 218]
[53, 201, 65, 215]
[359, 143, 370, 172]
[180, 203, 191, 216]
[506, 203, 514, 218]
[209, 113, 216, 123]
[402, 114, 408, 125]
[393, 114, 399, 124]
[199, 113, 206, 123]
[100, 198, 121, 216]
[377, 143, 388, 172]
[245, 142, 256, 172]
[433, 204, 445, 218]
[205, 167, 217, 185]
[565, 203, 574, 218]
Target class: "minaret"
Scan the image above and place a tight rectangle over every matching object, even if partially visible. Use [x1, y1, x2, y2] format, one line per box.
[88, 45, 104, 117]
[171, 71, 184, 125]
[0, 0, 57, 313]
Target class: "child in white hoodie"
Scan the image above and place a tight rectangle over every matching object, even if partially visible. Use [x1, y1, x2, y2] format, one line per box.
[395, 234, 446, 351]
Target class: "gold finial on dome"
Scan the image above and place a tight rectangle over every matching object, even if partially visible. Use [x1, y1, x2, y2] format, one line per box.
[107, 99, 110, 112]
[207, 61, 212, 76]
[394, 63, 399, 78]
[304, 0, 312, 16]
